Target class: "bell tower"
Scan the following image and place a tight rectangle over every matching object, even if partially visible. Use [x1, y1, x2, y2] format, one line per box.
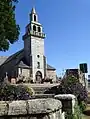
[23, 7, 46, 82]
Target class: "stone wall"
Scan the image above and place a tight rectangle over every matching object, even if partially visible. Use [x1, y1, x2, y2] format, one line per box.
[0, 98, 65, 119]
[46, 69, 56, 82]
[55, 94, 76, 115]
[21, 68, 30, 77]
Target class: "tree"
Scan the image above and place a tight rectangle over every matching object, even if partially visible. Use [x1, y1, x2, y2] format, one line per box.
[0, 0, 20, 51]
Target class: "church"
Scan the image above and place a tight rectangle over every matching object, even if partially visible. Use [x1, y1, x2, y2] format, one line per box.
[0, 7, 56, 83]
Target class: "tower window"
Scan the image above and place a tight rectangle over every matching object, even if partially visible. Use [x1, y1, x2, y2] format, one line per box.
[38, 26, 41, 32]
[37, 55, 40, 58]
[33, 25, 36, 31]
[37, 62, 40, 69]
[34, 15, 36, 21]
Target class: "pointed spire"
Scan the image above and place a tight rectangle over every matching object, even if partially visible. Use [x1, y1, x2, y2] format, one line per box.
[31, 7, 36, 14]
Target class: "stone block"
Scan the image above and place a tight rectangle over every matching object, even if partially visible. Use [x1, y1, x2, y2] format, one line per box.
[55, 94, 76, 114]
[0, 101, 8, 116]
[0, 98, 63, 119]
[8, 101, 27, 115]
[28, 98, 62, 114]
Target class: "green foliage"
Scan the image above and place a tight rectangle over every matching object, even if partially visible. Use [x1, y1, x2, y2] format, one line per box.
[45, 74, 88, 113]
[66, 101, 82, 119]
[22, 85, 35, 96]
[62, 75, 79, 85]
[79, 101, 87, 113]
[0, 83, 34, 101]
[0, 0, 20, 51]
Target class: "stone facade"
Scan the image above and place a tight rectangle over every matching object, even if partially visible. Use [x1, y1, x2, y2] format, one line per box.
[20, 68, 30, 78]
[0, 7, 56, 83]
[23, 8, 46, 82]
[46, 69, 56, 82]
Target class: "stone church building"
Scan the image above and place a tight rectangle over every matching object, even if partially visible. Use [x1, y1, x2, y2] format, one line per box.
[0, 8, 56, 83]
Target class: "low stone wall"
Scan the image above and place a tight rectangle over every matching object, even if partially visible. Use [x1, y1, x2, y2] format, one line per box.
[0, 98, 65, 119]
[55, 94, 76, 115]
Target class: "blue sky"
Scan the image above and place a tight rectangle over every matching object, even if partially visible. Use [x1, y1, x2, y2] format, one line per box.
[0, 0, 90, 76]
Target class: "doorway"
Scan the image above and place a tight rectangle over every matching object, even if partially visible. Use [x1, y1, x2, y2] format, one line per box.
[35, 71, 42, 83]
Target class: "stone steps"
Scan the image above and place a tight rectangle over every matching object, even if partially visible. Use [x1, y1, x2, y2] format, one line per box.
[15, 83, 60, 94]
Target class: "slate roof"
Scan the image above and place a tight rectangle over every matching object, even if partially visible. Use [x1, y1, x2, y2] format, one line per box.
[0, 56, 8, 66]
[18, 61, 30, 69]
[0, 49, 56, 70]
[3, 49, 24, 65]
[47, 64, 56, 70]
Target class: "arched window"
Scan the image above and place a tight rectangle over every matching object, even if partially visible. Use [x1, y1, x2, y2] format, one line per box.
[33, 25, 36, 31]
[38, 26, 41, 32]
[34, 15, 36, 21]
[37, 62, 40, 69]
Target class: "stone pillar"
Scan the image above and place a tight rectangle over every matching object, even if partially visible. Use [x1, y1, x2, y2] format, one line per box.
[55, 94, 76, 114]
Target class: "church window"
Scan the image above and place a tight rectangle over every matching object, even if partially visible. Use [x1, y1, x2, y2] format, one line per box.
[37, 55, 40, 58]
[33, 25, 36, 31]
[34, 15, 36, 21]
[20, 68, 22, 74]
[37, 62, 40, 69]
[38, 26, 41, 32]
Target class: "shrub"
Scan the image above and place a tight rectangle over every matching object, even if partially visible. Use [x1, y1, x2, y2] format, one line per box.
[0, 83, 34, 101]
[79, 101, 87, 113]
[65, 101, 82, 119]
[44, 75, 88, 112]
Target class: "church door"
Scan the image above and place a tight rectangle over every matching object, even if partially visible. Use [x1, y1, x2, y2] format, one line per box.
[35, 71, 42, 83]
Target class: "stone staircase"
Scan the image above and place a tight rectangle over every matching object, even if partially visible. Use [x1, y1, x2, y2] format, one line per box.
[22, 83, 60, 94]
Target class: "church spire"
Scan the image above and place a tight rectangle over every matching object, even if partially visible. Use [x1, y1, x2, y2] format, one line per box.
[31, 7, 36, 14]
[30, 7, 38, 22]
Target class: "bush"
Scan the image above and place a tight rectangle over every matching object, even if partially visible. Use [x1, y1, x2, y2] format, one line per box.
[79, 101, 87, 113]
[65, 100, 82, 119]
[0, 83, 34, 101]
[44, 75, 88, 112]
[45, 75, 88, 102]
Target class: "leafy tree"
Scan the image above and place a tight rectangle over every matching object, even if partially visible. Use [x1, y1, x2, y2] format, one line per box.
[0, 0, 20, 51]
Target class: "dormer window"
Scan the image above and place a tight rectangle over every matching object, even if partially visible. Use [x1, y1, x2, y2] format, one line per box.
[33, 25, 36, 31]
[38, 26, 41, 32]
[34, 15, 36, 21]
